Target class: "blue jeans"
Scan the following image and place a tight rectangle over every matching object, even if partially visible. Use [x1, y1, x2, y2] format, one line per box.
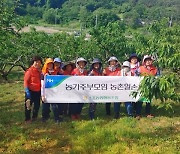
[125, 102, 133, 116]
[114, 102, 133, 116]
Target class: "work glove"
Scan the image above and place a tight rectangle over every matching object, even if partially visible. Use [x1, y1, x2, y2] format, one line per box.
[25, 87, 31, 99]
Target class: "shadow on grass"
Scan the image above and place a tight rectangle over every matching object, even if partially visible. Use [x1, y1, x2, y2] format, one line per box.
[81, 102, 180, 121]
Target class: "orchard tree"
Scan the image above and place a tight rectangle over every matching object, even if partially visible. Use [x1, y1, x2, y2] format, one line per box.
[90, 22, 132, 63]
[0, 0, 26, 80]
[132, 19, 180, 108]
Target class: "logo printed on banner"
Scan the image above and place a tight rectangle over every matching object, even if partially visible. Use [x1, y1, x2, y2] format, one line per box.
[45, 75, 70, 88]
[47, 79, 53, 82]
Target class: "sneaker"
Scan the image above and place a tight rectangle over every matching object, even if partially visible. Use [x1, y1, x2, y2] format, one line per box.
[71, 115, 77, 120]
[55, 120, 60, 124]
[76, 114, 80, 120]
[128, 115, 133, 118]
[25, 119, 32, 124]
[135, 115, 141, 120]
[146, 114, 154, 118]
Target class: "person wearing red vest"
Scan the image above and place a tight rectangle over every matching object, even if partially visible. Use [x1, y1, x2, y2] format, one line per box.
[128, 53, 141, 116]
[54, 58, 64, 75]
[24, 56, 42, 123]
[136, 55, 158, 119]
[88, 58, 103, 120]
[128, 53, 141, 76]
[63, 61, 75, 75]
[103, 56, 121, 118]
[139, 55, 157, 76]
[70, 57, 88, 120]
[62, 61, 75, 116]
[52, 58, 65, 123]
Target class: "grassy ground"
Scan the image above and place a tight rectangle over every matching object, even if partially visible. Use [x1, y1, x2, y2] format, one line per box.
[0, 73, 179, 153]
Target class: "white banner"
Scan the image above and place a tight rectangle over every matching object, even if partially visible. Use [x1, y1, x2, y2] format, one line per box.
[44, 75, 141, 103]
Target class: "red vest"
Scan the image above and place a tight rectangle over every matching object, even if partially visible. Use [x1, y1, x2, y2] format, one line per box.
[71, 68, 87, 76]
[139, 65, 157, 76]
[104, 67, 121, 76]
[63, 70, 72, 75]
[89, 69, 102, 76]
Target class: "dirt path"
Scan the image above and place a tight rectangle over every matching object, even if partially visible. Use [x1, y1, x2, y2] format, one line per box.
[20, 25, 62, 34]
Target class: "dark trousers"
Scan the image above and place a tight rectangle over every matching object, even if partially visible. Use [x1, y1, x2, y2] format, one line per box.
[42, 103, 64, 121]
[51, 103, 63, 121]
[106, 103, 111, 115]
[89, 103, 97, 119]
[69, 103, 84, 115]
[42, 103, 51, 120]
[57, 103, 68, 116]
[25, 91, 41, 121]
[63, 103, 69, 115]
[136, 102, 151, 115]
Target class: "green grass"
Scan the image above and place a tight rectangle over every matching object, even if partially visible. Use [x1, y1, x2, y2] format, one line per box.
[0, 80, 179, 153]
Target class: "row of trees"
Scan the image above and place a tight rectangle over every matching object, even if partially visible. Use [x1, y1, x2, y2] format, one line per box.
[13, 0, 180, 28]
[0, 0, 179, 105]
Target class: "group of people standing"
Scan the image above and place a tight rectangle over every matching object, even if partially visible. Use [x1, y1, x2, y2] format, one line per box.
[24, 53, 159, 123]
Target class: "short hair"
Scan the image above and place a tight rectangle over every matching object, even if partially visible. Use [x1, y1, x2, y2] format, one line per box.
[29, 55, 42, 66]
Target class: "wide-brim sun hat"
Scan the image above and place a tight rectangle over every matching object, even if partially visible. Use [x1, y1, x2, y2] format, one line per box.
[54, 57, 62, 63]
[76, 57, 87, 65]
[128, 53, 141, 62]
[142, 55, 152, 63]
[122, 61, 131, 68]
[42, 58, 54, 74]
[62, 61, 76, 70]
[92, 58, 102, 64]
[45, 58, 54, 64]
[108, 56, 118, 62]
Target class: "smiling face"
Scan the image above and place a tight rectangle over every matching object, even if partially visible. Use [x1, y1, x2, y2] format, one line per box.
[144, 58, 153, 66]
[93, 63, 100, 69]
[130, 57, 138, 64]
[54, 62, 61, 70]
[78, 61, 86, 69]
[33, 60, 42, 69]
[109, 60, 117, 66]
[66, 64, 73, 72]
[47, 62, 53, 70]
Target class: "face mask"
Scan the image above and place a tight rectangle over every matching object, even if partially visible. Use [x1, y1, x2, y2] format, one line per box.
[109, 66, 117, 72]
[48, 69, 54, 74]
[79, 68, 84, 74]
[123, 67, 130, 73]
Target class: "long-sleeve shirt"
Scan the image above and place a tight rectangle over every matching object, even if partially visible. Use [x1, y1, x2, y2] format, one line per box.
[24, 66, 41, 91]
